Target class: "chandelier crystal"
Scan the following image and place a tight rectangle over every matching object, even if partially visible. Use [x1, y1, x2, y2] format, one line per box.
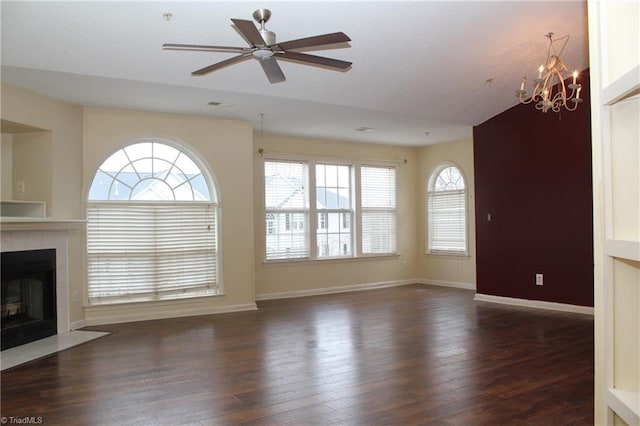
[516, 32, 582, 113]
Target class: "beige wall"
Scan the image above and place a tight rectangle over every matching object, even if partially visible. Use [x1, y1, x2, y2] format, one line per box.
[1, 133, 12, 198]
[253, 133, 419, 297]
[11, 131, 53, 211]
[417, 139, 476, 288]
[1, 83, 85, 325]
[1, 84, 83, 219]
[82, 108, 256, 324]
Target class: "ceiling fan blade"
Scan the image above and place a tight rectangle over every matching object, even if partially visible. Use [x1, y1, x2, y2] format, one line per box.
[259, 57, 286, 83]
[273, 32, 351, 51]
[231, 18, 266, 47]
[278, 51, 352, 70]
[163, 43, 248, 53]
[191, 52, 252, 76]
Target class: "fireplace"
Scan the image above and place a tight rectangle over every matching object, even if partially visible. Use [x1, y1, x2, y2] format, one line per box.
[1, 249, 57, 350]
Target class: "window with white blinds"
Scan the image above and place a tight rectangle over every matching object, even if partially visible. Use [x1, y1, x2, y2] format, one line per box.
[427, 165, 467, 255]
[87, 203, 218, 303]
[263, 158, 397, 261]
[361, 166, 397, 254]
[86, 140, 220, 305]
[264, 160, 309, 260]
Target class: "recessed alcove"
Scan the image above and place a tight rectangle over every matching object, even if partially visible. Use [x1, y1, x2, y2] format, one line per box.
[1, 119, 53, 216]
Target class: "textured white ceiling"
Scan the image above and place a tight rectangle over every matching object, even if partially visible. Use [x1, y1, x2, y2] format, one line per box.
[1, 1, 589, 146]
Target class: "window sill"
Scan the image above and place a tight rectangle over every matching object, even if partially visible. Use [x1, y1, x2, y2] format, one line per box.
[426, 250, 470, 258]
[85, 291, 224, 310]
[263, 253, 400, 267]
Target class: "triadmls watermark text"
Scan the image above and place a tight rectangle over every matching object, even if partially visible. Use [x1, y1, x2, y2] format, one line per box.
[1, 416, 44, 425]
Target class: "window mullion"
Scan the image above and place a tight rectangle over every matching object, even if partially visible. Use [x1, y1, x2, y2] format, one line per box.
[354, 164, 363, 256]
[308, 160, 318, 259]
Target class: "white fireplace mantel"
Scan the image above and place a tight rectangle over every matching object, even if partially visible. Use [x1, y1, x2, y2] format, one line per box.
[1, 218, 85, 232]
[1, 220, 85, 336]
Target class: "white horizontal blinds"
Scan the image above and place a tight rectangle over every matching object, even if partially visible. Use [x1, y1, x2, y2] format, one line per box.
[264, 160, 309, 260]
[428, 191, 466, 252]
[428, 165, 466, 253]
[361, 166, 397, 254]
[87, 203, 218, 303]
[316, 164, 353, 258]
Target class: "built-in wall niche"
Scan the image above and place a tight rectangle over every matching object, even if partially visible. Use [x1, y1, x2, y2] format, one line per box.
[1, 119, 52, 217]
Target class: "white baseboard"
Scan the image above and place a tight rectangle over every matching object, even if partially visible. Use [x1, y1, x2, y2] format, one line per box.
[420, 279, 476, 291]
[69, 319, 87, 330]
[474, 293, 594, 315]
[256, 279, 415, 301]
[85, 303, 258, 326]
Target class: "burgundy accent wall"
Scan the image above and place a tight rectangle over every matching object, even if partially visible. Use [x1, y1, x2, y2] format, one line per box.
[473, 69, 593, 307]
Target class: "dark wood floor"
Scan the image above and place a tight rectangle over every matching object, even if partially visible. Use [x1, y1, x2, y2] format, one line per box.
[1, 284, 593, 425]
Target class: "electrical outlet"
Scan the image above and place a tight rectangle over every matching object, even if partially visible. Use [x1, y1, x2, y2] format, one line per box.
[72, 290, 79, 303]
[535, 274, 543, 286]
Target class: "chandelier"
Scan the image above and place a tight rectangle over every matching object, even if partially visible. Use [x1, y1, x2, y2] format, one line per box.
[516, 32, 582, 113]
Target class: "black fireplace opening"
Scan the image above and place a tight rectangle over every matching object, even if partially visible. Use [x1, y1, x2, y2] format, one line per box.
[1, 249, 57, 351]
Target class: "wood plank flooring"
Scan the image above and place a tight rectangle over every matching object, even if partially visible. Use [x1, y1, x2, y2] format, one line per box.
[0, 284, 594, 425]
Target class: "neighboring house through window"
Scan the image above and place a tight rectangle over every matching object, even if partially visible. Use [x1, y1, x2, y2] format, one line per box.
[264, 160, 310, 260]
[86, 140, 220, 305]
[316, 163, 353, 258]
[426, 164, 467, 255]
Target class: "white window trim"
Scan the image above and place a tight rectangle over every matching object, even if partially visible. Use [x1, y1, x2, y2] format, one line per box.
[262, 155, 398, 263]
[263, 158, 310, 261]
[426, 162, 469, 257]
[314, 163, 354, 259]
[360, 165, 397, 255]
[86, 139, 223, 305]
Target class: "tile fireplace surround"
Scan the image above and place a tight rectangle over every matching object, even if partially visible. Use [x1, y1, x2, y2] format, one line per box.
[1, 220, 85, 352]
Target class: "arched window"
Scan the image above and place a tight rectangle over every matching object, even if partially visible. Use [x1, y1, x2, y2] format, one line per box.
[427, 164, 467, 255]
[87, 140, 220, 305]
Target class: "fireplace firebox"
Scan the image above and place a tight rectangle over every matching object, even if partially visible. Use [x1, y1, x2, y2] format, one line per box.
[1, 249, 57, 350]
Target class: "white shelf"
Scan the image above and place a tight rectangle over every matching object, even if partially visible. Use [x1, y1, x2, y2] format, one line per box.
[0, 219, 85, 232]
[606, 239, 640, 262]
[606, 388, 640, 426]
[1, 200, 46, 218]
[602, 65, 640, 105]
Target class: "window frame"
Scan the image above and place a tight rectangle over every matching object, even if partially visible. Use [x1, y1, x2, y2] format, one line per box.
[360, 165, 397, 255]
[86, 139, 222, 306]
[262, 155, 398, 263]
[264, 159, 310, 261]
[315, 163, 354, 259]
[426, 162, 469, 256]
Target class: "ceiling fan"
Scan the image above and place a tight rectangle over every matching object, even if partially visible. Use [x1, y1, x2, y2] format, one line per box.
[163, 8, 352, 84]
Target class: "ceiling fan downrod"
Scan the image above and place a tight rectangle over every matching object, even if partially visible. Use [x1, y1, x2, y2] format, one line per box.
[252, 9, 275, 47]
